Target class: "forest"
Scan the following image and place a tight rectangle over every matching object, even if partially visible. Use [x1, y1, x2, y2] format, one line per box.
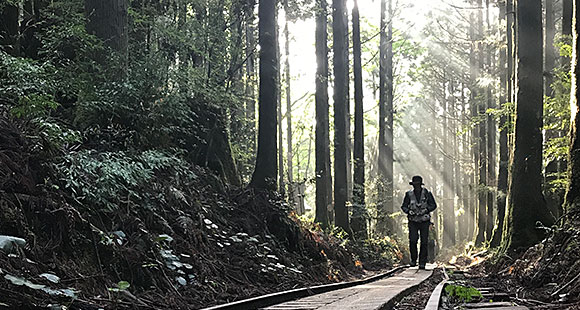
[1, 0, 580, 308]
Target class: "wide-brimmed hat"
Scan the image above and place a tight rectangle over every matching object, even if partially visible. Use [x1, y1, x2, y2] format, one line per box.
[409, 175, 424, 185]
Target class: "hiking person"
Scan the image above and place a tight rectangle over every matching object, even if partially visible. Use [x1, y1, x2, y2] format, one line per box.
[401, 175, 437, 269]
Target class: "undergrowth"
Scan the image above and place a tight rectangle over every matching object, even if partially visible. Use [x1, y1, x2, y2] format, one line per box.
[0, 114, 400, 309]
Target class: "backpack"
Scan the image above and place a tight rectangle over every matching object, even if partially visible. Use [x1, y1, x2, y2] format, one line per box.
[407, 189, 431, 222]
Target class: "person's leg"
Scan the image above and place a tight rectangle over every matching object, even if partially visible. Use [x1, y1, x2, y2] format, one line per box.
[418, 221, 430, 268]
[408, 221, 419, 266]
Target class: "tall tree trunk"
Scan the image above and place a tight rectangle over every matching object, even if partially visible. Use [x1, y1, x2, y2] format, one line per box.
[351, 0, 367, 239]
[564, 0, 574, 75]
[245, 12, 257, 153]
[502, 0, 554, 251]
[378, 0, 394, 234]
[564, 0, 580, 216]
[545, 0, 556, 97]
[507, 0, 515, 144]
[469, 7, 479, 242]
[458, 83, 468, 242]
[345, 6, 353, 204]
[85, 0, 128, 54]
[250, 0, 279, 191]
[475, 0, 488, 246]
[284, 0, 295, 210]
[564, 0, 573, 37]
[277, 20, 285, 195]
[428, 136, 438, 240]
[508, 0, 516, 153]
[386, 0, 394, 227]
[453, 81, 462, 244]
[544, 0, 564, 219]
[378, 0, 387, 232]
[333, 0, 350, 233]
[277, 86, 285, 193]
[315, 0, 331, 229]
[491, 0, 509, 248]
[485, 0, 496, 241]
[229, 3, 245, 140]
[443, 76, 456, 247]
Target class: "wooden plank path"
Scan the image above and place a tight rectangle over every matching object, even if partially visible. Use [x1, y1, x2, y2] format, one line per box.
[263, 266, 434, 310]
[424, 278, 447, 310]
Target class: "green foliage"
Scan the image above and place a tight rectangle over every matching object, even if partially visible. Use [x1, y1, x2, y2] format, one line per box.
[543, 37, 572, 190]
[34, 118, 82, 153]
[544, 64, 571, 133]
[327, 223, 401, 266]
[0, 50, 82, 154]
[285, 0, 315, 21]
[556, 35, 573, 58]
[350, 236, 401, 264]
[108, 280, 130, 292]
[117, 281, 131, 291]
[39, 0, 110, 96]
[1, 0, 254, 191]
[330, 226, 350, 244]
[231, 128, 257, 183]
[0, 50, 57, 101]
[53, 150, 187, 211]
[486, 101, 515, 133]
[11, 94, 59, 118]
[445, 284, 482, 302]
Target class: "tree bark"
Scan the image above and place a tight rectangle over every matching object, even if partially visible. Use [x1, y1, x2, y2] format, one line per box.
[485, 0, 496, 242]
[386, 0, 394, 221]
[278, 76, 285, 194]
[508, 0, 516, 153]
[468, 8, 478, 241]
[85, 0, 128, 54]
[428, 135, 439, 244]
[564, 0, 573, 37]
[453, 81, 461, 244]
[378, 0, 394, 234]
[229, 3, 245, 142]
[564, 0, 580, 216]
[545, 0, 556, 97]
[345, 4, 353, 204]
[333, 0, 351, 233]
[315, 0, 331, 229]
[250, 0, 279, 191]
[443, 76, 456, 248]
[475, 0, 488, 246]
[491, 0, 509, 248]
[245, 12, 257, 153]
[544, 0, 564, 219]
[351, 0, 367, 239]
[502, 0, 555, 251]
[284, 0, 295, 209]
[276, 19, 285, 196]
[458, 83, 469, 242]
[378, 0, 387, 232]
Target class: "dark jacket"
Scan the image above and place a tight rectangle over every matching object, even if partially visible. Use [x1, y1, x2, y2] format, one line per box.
[401, 188, 437, 222]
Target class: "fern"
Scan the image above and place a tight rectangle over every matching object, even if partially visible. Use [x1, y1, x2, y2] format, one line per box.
[445, 284, 483, 302]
